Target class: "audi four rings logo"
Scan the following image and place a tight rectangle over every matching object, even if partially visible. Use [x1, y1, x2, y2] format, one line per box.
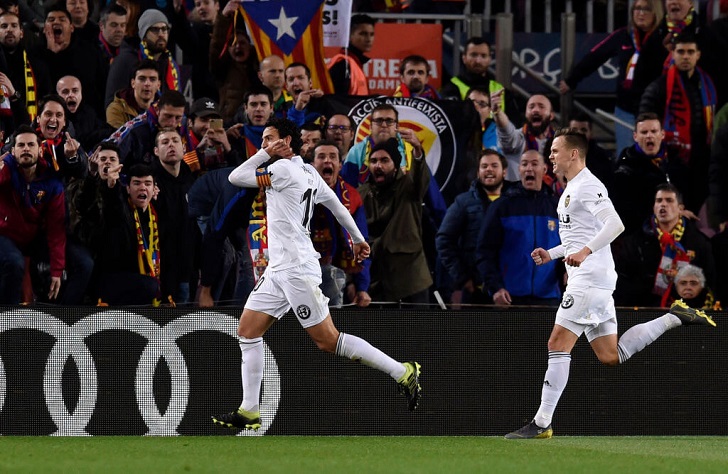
[0, 309, 281, 436]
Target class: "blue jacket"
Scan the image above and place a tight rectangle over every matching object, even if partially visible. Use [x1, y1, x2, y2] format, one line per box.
[476, 183, 561, 298]
[436, 180, 505, 289]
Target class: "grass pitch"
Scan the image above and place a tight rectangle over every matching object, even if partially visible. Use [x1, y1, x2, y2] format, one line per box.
[2, 436, 727, 473]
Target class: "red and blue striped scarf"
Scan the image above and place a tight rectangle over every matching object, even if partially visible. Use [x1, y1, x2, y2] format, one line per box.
[663, 66, 716, 164]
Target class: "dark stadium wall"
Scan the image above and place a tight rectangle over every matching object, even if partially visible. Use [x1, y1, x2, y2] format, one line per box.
[0, 306, 724, 436]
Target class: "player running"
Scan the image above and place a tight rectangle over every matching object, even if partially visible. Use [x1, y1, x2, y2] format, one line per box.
[505, 128, 715, 439]
[212, 118, 421, 431]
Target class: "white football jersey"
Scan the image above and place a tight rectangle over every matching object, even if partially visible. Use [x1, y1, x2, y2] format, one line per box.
[557, 167, 618, 290]
[229, 150, 364, 271]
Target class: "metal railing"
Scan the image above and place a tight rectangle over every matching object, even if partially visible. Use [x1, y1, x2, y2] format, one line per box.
[474, 0, 723, 33]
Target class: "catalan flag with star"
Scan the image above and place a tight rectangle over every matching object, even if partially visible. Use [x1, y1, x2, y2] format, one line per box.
[239, 0, 333, 93]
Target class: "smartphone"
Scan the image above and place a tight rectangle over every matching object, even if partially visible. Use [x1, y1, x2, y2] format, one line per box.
[209, 118, 224, 130]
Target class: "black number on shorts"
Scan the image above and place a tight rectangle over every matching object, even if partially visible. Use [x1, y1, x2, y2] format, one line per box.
[253, 276, 265, 292]
[300, 187, 317, 229]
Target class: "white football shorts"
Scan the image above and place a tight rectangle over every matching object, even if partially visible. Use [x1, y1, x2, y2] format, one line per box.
[244, 259, 330, 328]
[555, 286, 618, 342]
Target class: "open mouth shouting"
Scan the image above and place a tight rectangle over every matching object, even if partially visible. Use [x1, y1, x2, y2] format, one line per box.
[132, 190, 150, 208]
[42, 121, 61, 138]
[51, 24, 64, 41]
[321, 164, 334, 179]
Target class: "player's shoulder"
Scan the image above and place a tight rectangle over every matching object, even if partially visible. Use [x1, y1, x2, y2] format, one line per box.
[576, 170, 607, 192]
[256, 156, 294, 187]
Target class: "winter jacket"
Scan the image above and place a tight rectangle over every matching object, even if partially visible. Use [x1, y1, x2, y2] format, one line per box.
[106, 88, 145, 129]
[610, 144, 688, 235]
[209, 13, 260, 122]
[358, 155, 432, 301]
[105, 37, 178, 107]
[436, 180, 508, 289]
[564, 26, 665, 115]
[0, 155, 66, 277]
[614, 217, 716, 307]
[476, 183, 561, 299]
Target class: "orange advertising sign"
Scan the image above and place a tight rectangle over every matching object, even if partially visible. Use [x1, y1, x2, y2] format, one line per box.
[325, 23, 443, 95]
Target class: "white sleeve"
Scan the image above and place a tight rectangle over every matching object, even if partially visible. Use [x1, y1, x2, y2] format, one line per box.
[315, 177, 365, 244]
[586, 206, 625, 252]
[548, 245, 566, 260]
[228, 148, 271, 188]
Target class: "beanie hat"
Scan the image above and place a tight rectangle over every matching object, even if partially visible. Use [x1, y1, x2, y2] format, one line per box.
[371, 137, 402, 170]
[138, 9, 169, 41]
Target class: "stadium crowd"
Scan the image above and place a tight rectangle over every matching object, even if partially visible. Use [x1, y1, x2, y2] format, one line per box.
[1, 0, 728, 311]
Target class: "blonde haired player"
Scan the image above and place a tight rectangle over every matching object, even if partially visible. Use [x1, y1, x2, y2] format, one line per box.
[505, 128, 715, 439]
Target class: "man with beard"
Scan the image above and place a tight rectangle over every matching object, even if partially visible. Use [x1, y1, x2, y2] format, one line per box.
[342, 104, 425, 186]
[106, 59, 160, 128]
[96, 163, 165, 305]
[109, 89, 187, 168]
[393, 55, 440, 99]
[97, 3, 127, 63]
[56, 75, 113, 151]
[33, 4, 108, 119]
[284, 62, 324, 127]
[152, 128, 197, 304]
[310, 139, 371, 308]
[614, 183, 715, 307]
[357, 137, 433, 304]
[437, 149, 509, 306]
[342, 103, 447, 287]
[105, 9, 180, 107]
[0, 124, 65, 304]
[0, 10, 50, 134]
[494, 93, 557, 183]
[476, 150, 562, 306]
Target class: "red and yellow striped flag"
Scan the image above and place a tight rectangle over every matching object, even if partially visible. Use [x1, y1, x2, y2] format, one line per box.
[239, 0, 333, 93]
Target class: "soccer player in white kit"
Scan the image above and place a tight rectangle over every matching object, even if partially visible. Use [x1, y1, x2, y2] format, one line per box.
[212, 118, 421, 431]
[505, 129, 716, 439]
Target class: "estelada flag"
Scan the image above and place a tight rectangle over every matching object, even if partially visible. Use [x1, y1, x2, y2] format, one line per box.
[239, 0, 334, 93]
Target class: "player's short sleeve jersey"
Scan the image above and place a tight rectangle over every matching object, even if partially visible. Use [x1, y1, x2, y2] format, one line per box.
[557, 167, 618, 290]
[260, 156, 337, 270]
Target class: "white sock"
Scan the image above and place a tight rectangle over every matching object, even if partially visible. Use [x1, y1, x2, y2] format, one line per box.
[534, 351, 571, 428]
[238, 336, 264, 412]
[335, 332, 406, 380]
[617, 314, 680, 363]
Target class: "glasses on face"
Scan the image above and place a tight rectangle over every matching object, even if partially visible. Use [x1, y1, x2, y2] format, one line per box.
[327, 125, 352, 132]
[147, 25, 169, 35]
[633, 6, 653, 13]
[471, 100, 491, 108]
[371, 118, 397, 127]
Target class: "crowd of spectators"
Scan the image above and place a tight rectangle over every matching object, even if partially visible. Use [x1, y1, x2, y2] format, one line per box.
[1, 0, 727, 311]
